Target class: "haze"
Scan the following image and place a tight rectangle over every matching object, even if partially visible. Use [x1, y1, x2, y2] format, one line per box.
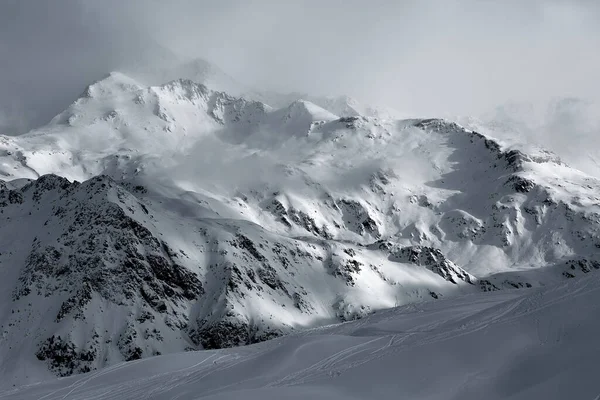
[1, 0, 599, 134]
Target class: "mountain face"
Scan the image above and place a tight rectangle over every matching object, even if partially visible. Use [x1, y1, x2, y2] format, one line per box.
[1, 72, 600, 385]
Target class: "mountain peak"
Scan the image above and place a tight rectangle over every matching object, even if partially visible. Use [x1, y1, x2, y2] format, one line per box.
[128, 57, 248, 97]
[81, 72, 143, 99]
[284, 99, 338, 120]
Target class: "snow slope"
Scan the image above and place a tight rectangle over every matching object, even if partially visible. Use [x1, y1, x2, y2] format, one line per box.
[1, 71, 600, 385]
[2, 272, 600, 399]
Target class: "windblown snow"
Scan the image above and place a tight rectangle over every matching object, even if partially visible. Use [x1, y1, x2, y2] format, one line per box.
[0, 60, 599, 398]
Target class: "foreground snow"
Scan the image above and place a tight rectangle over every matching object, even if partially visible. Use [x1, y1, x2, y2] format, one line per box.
[2, 273, 599, 399]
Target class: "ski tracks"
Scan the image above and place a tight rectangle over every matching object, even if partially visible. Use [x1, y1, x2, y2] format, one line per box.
[30, 360, 142, 400]
[265, 336, 392, 387]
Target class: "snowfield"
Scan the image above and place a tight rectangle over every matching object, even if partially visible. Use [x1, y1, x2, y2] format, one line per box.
[0, 60, 599, 397]
[2, 273, 600, 399]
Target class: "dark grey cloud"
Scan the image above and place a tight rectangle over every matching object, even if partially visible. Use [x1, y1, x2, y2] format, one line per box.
[1, 0, 599, 133]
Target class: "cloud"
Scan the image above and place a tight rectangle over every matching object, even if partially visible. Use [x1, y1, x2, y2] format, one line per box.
[1, 0, 599, 133]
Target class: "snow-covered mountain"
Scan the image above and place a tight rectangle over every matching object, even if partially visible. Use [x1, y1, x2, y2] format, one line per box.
[1, 70, 600, 388]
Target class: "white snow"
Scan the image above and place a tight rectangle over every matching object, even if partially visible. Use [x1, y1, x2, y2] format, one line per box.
[2, 273, 600, 399]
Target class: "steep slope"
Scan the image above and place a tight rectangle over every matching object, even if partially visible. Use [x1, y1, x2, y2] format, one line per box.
[3, 272, 600, 399]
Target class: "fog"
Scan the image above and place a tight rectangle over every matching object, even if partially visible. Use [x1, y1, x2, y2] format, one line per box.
[1, 0, 600, 134]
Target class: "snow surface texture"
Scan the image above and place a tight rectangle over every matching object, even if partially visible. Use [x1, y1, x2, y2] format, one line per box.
[2, 274, 600, 399]
[1, 63, 600, 394]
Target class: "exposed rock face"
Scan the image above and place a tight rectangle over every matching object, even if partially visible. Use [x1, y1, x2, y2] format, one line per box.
[391, 246, 475, 284]
[0, 175, 209, 375]
[337, 199, 380, 238]
[506, 175, 536, 193]
[35, 335, 97, 376]
[369, 241, 475, 285]
[12, 176, 204, 312]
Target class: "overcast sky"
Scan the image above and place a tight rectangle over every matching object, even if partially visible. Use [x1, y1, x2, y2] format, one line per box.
[1, 0, 599, 133]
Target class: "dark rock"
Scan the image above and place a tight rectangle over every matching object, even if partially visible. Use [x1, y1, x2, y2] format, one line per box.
[36, 335, 96, 377]
[506, 175, 536, 193]
[390, 246, 474, 285]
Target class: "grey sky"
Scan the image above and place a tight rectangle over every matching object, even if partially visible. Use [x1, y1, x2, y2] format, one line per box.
[1, 0, 599, 133]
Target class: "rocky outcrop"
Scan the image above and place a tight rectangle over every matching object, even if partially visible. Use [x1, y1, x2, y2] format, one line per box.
[1, 175, 207, 376]
[391, 246, 475, 285]
[36, 335, 97, 377]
